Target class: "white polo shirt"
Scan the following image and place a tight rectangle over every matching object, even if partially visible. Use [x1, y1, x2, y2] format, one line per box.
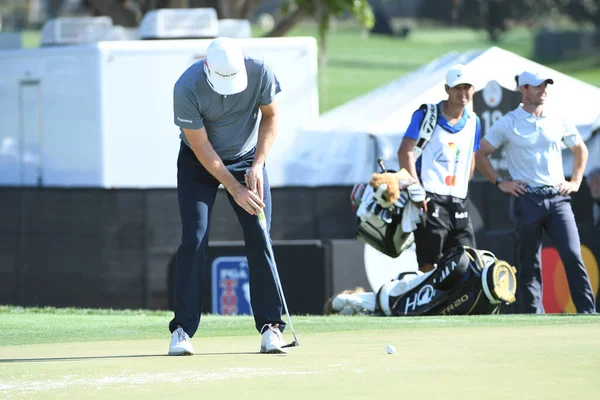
[485, 105, 581, 186]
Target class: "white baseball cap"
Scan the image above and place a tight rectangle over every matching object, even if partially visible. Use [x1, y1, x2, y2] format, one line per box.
[518, 71, 554, 87]
[446, 64, 474, 88]
[205, 37, 248, 95]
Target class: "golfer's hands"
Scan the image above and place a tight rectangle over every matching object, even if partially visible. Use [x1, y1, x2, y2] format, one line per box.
[559, 180, 580, 196]
[231, 183, 264, 215]
[498, 180, 527, 197]
[245, 166, 264, 201]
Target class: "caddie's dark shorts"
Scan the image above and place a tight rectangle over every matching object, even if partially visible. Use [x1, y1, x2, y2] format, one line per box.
[414, 192, 475, 267]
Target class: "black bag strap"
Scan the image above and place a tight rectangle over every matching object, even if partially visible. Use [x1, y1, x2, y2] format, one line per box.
[412, 103, 438, 159]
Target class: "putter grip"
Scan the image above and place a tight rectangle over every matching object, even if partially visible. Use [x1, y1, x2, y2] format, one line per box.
[258, 210, 268, 230]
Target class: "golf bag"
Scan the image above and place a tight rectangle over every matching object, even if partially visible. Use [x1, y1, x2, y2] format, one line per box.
[350, 104, 436, 258]
[376, 246, 517, 316]
[351, 171, 425, 258]
[352, 182, 414, 258]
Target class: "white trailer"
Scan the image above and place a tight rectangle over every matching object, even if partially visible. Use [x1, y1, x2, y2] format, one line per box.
[0, 36, 318, 187]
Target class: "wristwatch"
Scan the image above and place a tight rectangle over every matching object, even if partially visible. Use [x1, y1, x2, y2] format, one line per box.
[495, 176, 505, 186]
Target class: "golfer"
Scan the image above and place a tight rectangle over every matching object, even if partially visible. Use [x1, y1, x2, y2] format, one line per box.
[168, 37, 287, 355]
[475, 70, 596, 314]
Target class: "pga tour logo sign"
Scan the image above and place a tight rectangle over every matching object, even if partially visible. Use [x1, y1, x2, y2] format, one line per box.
[211, 257, 252, 315]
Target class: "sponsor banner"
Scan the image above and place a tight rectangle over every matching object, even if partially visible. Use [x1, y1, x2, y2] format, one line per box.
[402, 284, 436, 315]
[542, 244, 600, 313]
[211, 256, 252, 315]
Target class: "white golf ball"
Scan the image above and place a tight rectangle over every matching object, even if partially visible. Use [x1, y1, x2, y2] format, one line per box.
[386, 344, 396, 354]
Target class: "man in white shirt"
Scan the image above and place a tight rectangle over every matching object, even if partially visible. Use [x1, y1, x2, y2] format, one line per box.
[475, 70, 596, 314]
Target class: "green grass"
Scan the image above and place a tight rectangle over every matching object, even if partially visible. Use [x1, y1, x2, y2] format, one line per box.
[19, 30, 40, 48]
[1, 307, 599, 399]
[1, 305, 599, 346]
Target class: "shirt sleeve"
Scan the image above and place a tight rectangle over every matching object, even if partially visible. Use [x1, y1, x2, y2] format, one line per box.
[403, 108, 426, 141]
[484, 115, 509, 149]
[173, 83, 204, 130]
[473, 115, 481, 152]
[259, 63, 282, 106]
[561, 117, 582, 148]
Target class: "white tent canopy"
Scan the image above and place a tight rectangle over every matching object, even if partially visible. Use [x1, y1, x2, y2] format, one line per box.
[282, 46, 600, 186]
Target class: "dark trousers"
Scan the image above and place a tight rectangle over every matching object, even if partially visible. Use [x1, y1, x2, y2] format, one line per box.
[512, 193, 596, 314]
[169, 143, 285, 337]
[415, 193, 476, 266]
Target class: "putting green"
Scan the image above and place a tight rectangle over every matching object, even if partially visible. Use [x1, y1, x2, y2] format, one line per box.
[1, 320, 599, 399]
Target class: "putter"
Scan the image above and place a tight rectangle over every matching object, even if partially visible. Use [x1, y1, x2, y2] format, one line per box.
[246, 171, 299, 348]
[257, 210, 300, 348]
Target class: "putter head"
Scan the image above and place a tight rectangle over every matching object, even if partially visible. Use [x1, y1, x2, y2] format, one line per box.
[282, 340, 299, 348]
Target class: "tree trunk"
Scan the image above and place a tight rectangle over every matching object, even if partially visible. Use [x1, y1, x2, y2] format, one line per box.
[137, 0, 260, 20]
[263, 7, 307, 37]
[317, 5, 329, 88]
[318, 28, 327, 78]
[239, 0, 263, 20]
[47, 0, 66, 19]
[224, 0, 263, 20]
[86, 0, 141, 27]
[139, 0, 173, 15]
[168, 0, 189, 8]
[188, 0, 260, 19]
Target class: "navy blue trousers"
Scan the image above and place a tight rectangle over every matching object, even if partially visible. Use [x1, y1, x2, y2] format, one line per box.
[512, 193, 596, 314]
[169, 143, 285, 337]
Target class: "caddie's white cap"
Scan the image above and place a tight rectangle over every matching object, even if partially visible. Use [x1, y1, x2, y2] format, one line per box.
[446, 64, 474, 88]
[518, 71, 554, 87]
[205, 37, 248, 95]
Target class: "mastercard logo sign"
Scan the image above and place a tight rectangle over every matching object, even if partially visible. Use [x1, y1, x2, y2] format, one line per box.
[542, 245, 600, 313]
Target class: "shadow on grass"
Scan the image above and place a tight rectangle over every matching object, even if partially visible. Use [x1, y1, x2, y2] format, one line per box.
[0, 352, 262, 363]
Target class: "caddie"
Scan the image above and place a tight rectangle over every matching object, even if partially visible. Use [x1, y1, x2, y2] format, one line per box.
[397, 64, 481, 272]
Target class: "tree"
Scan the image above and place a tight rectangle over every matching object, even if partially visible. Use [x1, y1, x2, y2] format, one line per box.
[85, 1, 141, 27]
[204, 0, 263, 20]
[265, 0, 374, 77]
[137, 0, 262, 19]
[84, 0, 264, 27]
[84, 0, 373, 77]
[420, 0, 600, 42]
[47, 0, 66, 19]
[563, 0, 600, 28]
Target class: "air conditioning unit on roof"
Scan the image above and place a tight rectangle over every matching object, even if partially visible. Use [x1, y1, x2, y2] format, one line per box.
[139, 8, 219, 40]
[40, 16, 114, 46]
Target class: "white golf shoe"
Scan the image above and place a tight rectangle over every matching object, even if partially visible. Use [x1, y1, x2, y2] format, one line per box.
[260, 323, 288, 354]
[169, 327, 194, 356]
